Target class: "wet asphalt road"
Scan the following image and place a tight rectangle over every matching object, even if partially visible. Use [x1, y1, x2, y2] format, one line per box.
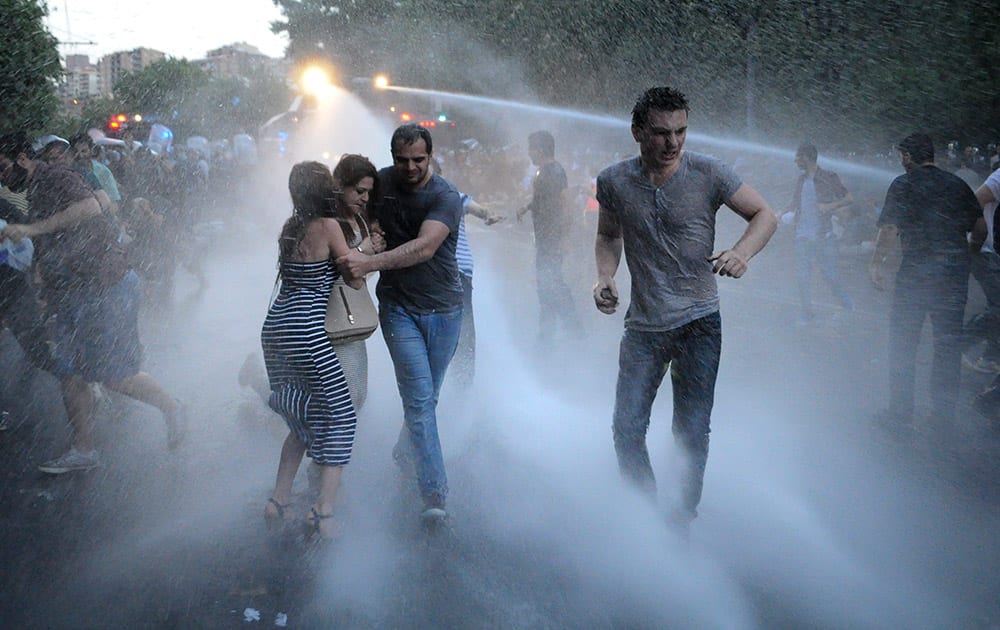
[1, 200, 998, 629]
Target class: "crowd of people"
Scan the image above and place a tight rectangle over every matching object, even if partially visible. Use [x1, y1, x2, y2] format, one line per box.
[2, 85, 998, 545]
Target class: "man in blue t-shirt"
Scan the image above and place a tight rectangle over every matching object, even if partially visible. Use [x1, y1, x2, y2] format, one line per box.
[593, 87, 777, 528]
[337, 124, 464, 526]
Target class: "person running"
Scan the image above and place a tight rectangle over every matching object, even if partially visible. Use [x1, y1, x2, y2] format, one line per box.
[261, 161, 364, 540]
[593, 87, 777, 528]
[0, 132, 185, 474]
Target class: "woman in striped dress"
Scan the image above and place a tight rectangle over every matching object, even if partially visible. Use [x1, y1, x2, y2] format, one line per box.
[261, 161, 362, 539]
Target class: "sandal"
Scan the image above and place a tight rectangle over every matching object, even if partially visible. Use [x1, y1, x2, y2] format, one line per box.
[304, 507, 336, 541]
[264, 498, 290, 533]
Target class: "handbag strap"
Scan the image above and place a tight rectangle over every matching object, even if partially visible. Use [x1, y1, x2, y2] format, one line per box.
[268, 264, 282, 307]
[357, 213, 370, 240]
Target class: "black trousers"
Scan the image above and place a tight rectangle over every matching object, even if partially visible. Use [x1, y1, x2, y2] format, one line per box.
[889, 262, 968, 420]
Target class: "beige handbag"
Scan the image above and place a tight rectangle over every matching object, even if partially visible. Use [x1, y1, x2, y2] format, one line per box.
[325, 277, 378, 343]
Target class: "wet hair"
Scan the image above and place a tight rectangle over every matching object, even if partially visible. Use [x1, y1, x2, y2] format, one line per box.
[39, 140, 69, 163]
[0, 132, 35, 161]
[68, 132, 94, 148]
[69, 133, 96, 161]
[631, 87, 690, 128]
[332, 153, 378, 245]
[528, 130, 556, 158]
[279, 161, 336, 263]
[391, 123, 433, 156]
[897, 133, 934, 164]
[796, 143, 818, 162]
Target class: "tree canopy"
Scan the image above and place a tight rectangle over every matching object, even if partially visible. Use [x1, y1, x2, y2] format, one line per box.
[0, 0, 62, 132]
[271, 0, 1000, 152]
[83, 58, 291, 141]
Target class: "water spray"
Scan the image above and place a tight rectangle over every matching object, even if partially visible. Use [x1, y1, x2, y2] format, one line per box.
[381, 82, 899, 182]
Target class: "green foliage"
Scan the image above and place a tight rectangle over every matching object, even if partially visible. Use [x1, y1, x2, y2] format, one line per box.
[0, 0, 62, 132]
[94, 59, 291, 140]
[271, 0, 1000, 151]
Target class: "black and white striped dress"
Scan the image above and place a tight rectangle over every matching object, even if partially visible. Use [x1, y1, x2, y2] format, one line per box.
[261, 259, 356, 466]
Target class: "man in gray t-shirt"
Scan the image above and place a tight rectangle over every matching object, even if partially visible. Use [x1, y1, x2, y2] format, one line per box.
[594, 87, 777, 527]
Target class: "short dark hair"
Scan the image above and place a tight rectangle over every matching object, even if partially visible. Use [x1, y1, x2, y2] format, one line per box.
[796, 143, 818, 162]
[391, 123, 433, 156]
[68, 132, 94, 148]
[0, 132, 34, 160]
[897, 133, 934, 163]
[632, 87, 689, 128]
[528, 130, 555, 158]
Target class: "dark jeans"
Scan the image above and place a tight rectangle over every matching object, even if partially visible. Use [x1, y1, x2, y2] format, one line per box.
[535, 245, 583, 338]
[890, 262, 968, 420]
[966, 251, 1000, 358]
[612, 312, 722, 517]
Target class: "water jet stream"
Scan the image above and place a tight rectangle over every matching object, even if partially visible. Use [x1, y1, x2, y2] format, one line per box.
[385, 84, 900, 182]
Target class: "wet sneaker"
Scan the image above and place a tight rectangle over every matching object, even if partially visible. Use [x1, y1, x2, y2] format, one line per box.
[420, 507, 448, 522]
[973, 386, 1000, 421]
[969, 356, 1000, 374]
[420, 496, 448, 524]
[420, 506, 450, 535]
[38, 448, 99, 474]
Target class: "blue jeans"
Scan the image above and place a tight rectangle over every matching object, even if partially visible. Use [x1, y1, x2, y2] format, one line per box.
[794, 236, 852, 314]
[380, 302, 462, 506]
[612, 312, 722, 516]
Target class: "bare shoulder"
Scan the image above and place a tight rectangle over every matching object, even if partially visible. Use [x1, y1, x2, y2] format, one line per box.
[307, 216, 341, 232]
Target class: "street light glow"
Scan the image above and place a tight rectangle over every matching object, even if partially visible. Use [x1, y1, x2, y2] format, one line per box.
[374, 74, 390, 90]
[301, 66, 332, 95]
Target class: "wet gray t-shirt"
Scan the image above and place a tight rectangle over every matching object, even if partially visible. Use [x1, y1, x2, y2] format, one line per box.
[596, 152, 742, 331]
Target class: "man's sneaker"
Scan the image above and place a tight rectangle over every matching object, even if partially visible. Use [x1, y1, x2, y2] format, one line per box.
[420, 507, 448, 522]
[420, 494, 448, 525]
[973, 386, 1000, 421]
[962, 354, 1000, 373]
[973, 357, 1000, 374]
[38, 448, 99, 474]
